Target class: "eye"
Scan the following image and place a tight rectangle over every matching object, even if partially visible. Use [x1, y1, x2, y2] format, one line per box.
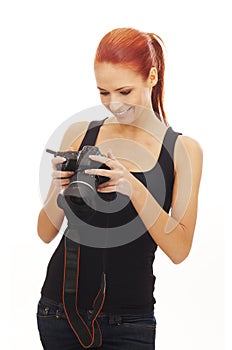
[100, 91, 109, 96]
[120, 90, 132, 95]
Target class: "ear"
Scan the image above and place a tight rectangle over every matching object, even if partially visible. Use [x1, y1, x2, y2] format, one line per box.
[148, 67, 158, 87]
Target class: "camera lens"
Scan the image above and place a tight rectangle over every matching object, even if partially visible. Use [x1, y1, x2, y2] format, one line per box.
[62, 181, 97, 222]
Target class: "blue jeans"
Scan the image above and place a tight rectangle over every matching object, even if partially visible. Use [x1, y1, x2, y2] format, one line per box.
[37, 297, 156, 349]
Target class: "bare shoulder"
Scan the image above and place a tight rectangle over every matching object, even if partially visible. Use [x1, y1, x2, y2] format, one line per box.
[60, 120, 90, 150]
[174, 134, 203, 187]
[175, 134, 203, 162]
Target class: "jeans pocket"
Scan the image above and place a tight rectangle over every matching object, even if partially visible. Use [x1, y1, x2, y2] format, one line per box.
[36, 298, 66, 320]
[36, 298, 71, 347]
[118, 313, 156, 348]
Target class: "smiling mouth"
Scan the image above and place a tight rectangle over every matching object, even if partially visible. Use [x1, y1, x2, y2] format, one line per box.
[113, 106, 133, 117]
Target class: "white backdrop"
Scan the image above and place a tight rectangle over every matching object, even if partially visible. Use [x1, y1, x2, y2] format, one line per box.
[0, 0, 229, 349]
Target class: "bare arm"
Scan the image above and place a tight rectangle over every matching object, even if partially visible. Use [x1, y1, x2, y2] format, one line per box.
[129, 135, 203, 263]
[37, 121, 89, 243]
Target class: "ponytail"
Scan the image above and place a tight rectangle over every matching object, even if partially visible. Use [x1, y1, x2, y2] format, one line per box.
[147, 33, 167, 125]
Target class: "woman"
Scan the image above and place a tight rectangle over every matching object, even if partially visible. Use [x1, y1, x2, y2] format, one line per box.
[37, 27, 203, 349]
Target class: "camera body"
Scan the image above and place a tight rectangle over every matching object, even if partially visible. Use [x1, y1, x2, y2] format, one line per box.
[46, 146, 115, 208]
[56, 150, 79, 171]
[54, 145, 110, 178]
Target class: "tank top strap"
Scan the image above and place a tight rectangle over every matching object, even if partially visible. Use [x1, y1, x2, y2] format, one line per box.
[78, 117, 108, 150]
[160, 126, 181, 161]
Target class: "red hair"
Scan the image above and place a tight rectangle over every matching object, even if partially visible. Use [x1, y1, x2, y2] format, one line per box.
[94, 28, 167, 124]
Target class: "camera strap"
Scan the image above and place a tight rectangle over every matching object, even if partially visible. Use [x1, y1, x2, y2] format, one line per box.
[61, 118, 108, 348]
[63, 233, 106, 348]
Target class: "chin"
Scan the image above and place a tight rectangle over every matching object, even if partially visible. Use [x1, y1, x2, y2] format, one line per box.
[113, 106, 136, 124]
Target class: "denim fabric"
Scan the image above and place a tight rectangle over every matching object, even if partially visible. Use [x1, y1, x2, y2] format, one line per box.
[37, 297, 156, 349]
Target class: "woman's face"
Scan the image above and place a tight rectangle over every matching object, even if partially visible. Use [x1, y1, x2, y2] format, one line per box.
[94, 62, 154, 124]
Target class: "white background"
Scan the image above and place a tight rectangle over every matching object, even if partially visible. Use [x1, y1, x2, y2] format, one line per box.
[0, 0, 230, 349]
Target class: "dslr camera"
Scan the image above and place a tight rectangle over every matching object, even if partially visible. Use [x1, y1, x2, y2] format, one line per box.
[46, 146, 116, 215]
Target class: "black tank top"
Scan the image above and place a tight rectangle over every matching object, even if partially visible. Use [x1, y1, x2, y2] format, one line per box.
[41, 119, 180, 314]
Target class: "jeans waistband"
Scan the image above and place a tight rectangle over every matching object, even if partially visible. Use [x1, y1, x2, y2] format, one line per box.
[39, 296, 154, 319]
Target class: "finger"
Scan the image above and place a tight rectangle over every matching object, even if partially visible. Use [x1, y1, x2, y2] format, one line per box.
[53, 178, 71, 187]
[107, 149, 116, 160]
[84, 168, 111, 177]
[52, 156, 66, 170]
[97, 185, 117, 193]
[89, 154, 115, 169]
[89, 154, 108, 163]
[98, 178, 116, 188]
[52, 156, 66, 164]
[52, 170, 74, 179]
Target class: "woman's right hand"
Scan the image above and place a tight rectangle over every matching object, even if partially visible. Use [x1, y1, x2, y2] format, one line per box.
[51, 147, 75, 190]
[51, 154, 75, 190]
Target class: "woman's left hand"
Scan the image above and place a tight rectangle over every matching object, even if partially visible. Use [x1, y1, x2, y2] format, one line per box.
[84, 150, 133, 197]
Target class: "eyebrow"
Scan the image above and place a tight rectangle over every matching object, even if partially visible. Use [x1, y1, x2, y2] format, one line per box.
[97, 86, 132, 91]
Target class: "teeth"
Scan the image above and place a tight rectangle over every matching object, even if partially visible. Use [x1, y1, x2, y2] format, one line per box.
[115, 107, 131, 116]
[116, 110, 127, 116]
